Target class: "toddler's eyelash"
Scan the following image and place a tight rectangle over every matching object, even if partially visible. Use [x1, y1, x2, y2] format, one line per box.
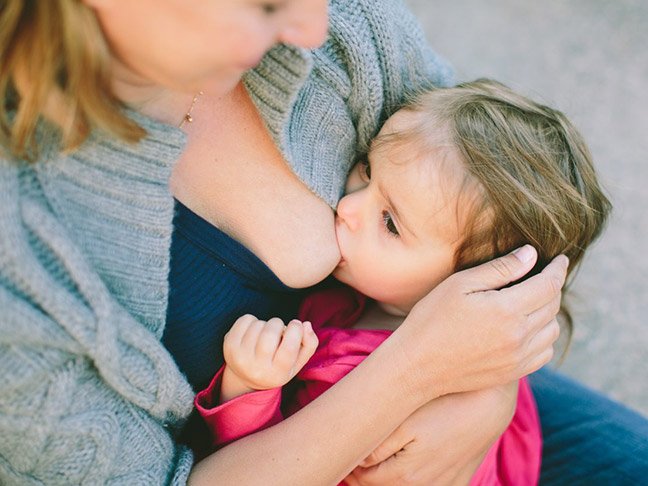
[382, 210, 400, 237]
[361, 158, 371, 179]
[260, 2, 279, 14]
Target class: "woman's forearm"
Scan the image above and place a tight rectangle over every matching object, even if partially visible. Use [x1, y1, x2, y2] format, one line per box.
[190, 249, 566, 484]
[188, 335, 426, 485]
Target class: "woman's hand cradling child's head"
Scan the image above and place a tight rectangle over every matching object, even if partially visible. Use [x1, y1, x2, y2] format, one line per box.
[394, 245, 567, 400]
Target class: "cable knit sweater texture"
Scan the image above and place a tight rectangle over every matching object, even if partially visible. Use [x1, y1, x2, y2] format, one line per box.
[0, 1, 453, 484]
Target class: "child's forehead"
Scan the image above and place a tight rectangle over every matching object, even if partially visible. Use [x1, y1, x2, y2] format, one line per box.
[379, 108, 431, 136]
[371, 130, 479, 240]
[372, 110, 456, 169]
[374, 107, 451, 154]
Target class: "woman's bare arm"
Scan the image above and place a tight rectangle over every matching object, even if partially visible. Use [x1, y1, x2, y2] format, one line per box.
[190, 335, 426, 485]
[345, 383, 519, 485]
[189, 249, 566, 485]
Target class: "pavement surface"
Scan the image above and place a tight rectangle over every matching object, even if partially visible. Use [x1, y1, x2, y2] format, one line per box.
[406, 0, 648, 416]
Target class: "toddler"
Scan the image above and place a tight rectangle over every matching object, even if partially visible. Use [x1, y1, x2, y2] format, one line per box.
[195, 79, 611, 485]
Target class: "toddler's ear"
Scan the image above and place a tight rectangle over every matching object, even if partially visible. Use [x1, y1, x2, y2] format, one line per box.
[344, 161, 370, 196]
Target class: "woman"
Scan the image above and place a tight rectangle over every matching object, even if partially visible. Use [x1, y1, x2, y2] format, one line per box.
[0, 0, 643, 484]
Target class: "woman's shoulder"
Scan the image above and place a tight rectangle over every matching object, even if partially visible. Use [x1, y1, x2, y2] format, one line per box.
[325, 0, 455, 95]
[0, 150, 195, 483]
[314, 0, 455, 151]
[0, 133, 179, 370]
[1, 132, 181, 322]
[245, 0, 455, 208]
[283, 0, 455, 206]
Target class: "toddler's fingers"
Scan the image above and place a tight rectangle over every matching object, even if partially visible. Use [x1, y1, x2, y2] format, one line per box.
[273, 320, 304, 370]
[240, 318, 266, 351]
[224, 314, 258, 348]
[302, 321, 318, 347]
[294, 321, 318, 372]
[502, 254, 568, 317]
[256, 317, 286, 359]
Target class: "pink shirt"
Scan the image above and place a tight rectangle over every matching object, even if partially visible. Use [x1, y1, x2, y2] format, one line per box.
[196, 286, 541, 485]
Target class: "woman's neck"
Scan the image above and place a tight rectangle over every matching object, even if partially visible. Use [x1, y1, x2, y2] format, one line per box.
[109, 58, 199, 127]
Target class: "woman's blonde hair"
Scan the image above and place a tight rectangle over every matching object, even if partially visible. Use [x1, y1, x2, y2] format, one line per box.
[1, 0, 145, 159]
[376, 79, 612, 346]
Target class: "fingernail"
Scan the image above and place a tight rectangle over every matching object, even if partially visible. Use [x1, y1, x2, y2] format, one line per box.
[558, 255, 569, 270]
[512, 245, 534, 263]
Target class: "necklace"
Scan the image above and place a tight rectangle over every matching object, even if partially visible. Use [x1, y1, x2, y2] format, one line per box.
[178, 91, 204, 128]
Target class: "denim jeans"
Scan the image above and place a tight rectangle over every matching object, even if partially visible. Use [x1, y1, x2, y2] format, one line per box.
[528, 367, 648, 485]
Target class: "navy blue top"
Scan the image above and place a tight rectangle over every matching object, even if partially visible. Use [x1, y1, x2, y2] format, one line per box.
[163, 200, 304, 391]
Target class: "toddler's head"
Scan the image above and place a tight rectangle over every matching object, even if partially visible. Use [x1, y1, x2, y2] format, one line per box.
[334, 79, 611, 327]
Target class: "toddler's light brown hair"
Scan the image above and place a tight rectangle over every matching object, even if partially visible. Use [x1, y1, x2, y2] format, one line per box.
[374, 79, 612, 344]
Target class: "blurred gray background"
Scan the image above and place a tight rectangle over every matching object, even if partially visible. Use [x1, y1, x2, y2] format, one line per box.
[407, 0, 648, 416]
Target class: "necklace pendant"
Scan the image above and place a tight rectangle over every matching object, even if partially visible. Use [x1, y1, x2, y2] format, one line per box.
[179, 90, 203, 128]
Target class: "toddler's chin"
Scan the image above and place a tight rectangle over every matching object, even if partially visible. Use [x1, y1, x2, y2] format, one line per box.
[332, 265, 350, 285]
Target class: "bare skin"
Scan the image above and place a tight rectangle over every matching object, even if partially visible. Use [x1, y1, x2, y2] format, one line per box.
[170, 83, 341, 289]
[129, 59, 563, 486]
[155, 55, 562, 486]
[81, 1, 566, 483]
[190, 249, 564, 485]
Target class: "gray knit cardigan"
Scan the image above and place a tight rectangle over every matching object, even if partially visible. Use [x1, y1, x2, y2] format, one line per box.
[0, 1, 452, 484]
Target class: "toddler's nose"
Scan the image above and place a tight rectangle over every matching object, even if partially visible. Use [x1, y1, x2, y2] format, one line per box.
[336, 192, 361, 232]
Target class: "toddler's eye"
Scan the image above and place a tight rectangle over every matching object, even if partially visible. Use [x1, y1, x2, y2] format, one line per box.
[260, 2, 279, 14]
[382, 211, 399, 237]
[361, 159, 372, 179]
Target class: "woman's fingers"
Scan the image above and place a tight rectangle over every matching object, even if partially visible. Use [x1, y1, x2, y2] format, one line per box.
[503, 254, 569, 316]
[524, 318, 560, 369]
[526, 293, 562, 329]
[398, 250, 568, 395]
[358, 428, 410, 468]
[346, 455, 401, 486]
[458, 245, 539, 293]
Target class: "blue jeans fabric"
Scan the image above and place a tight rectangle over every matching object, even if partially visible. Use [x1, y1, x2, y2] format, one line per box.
[528, 367, 648, 485]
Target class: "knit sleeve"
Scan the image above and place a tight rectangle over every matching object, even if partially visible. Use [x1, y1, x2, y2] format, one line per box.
[263, 0, 455, 207]
[326, 0, 456, 151]
[0, 162, 195, 485]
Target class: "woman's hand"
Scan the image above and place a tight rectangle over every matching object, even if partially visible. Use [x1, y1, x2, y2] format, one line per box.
[394, 245, 567, 400]
[344, 383, 519, 486]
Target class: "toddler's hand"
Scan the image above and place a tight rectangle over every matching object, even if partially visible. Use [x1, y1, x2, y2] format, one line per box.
[220, 315, 318, 402]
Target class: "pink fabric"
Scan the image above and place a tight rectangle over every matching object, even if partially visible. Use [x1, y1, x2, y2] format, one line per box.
[195, 286, 542, 485]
